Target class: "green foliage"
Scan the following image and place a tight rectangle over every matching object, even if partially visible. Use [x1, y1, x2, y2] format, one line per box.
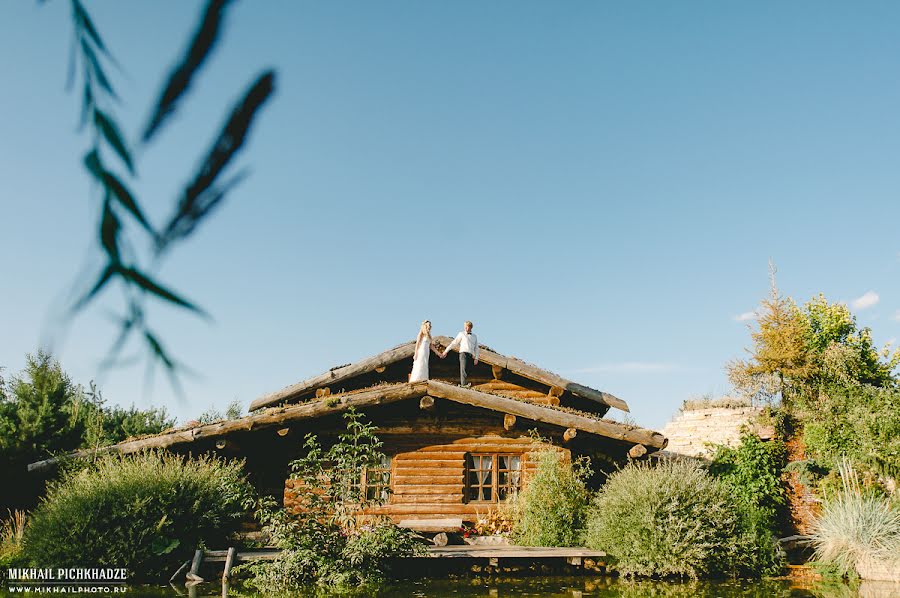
[197, 399, 243, 424]
[784, 459, 829, 489]
[22, 451, 254, 580]
[585, 460, 783, 579]
[709, 433, 788, 530]
[246, 409, 424, 592]
[511, 447, 590, 547]
[0, 353, 176, 509]
[729, 278, 898, 407]
[802, 295, 899, 388]
[810, 462, 900, 578]
[799, 384, 900, 478]
[38, 0, 277, 386]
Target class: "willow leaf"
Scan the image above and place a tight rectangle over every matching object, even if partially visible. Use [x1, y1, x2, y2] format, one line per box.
[142, 0, 233, 143]
[94, 109, 133, 173]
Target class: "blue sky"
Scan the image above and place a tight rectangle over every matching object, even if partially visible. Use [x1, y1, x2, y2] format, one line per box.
[2, 1, 899, 430]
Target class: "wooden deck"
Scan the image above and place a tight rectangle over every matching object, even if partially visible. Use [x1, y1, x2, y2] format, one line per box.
[204, 545, 605, 563]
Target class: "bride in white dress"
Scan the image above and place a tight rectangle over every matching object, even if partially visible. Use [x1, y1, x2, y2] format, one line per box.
[409, 320, 437, 382]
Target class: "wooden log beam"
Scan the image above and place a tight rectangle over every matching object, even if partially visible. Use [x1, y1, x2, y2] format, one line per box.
[426, 381, 666, 449]
[563, 428, 577, 442]
[628, 444, 648, 459]
[214, 439, 227, 450]
[28, 382, 430, 472]
[503, 414, 517, 431]
[491, 365, 504, 380]
[276, 427, 290, 437]
[250, 342, 417, 410]
[432, 336, 630, 413]
[419, 396, 435, 410]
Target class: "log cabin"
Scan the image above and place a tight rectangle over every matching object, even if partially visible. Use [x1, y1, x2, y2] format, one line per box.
[29, 337, 667, 531]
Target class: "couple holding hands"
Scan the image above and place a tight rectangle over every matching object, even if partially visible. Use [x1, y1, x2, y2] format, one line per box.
[410, 320, 480, 386]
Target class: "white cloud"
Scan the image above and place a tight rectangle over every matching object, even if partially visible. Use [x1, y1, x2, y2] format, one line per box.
[574, 362, 681, 374]
[734, 311, 757, 322]
[851, 291, 880, 311]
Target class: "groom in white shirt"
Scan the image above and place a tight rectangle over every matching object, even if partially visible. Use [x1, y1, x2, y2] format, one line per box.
[441, 321, 479, 387]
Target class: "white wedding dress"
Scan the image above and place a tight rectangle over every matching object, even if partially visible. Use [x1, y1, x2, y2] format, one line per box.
[409, 337, 430, 382]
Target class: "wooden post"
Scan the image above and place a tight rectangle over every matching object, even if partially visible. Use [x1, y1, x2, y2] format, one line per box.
[491, 365, 504, 380]
[276, 427, 290, 437]
[628, 444, 648, 459]
[488, 557, 499, 567]
[419, 396, 435, 410]
[222, 547, 237, 583]
[566, 556, 583, 566]
[563, 428, 577, 442]
[186, 549, 204, 582]
[503, 414, 517, 431]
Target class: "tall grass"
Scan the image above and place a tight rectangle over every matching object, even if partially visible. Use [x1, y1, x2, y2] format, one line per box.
[0, 510, 27, 568]
[811, 461, 900, 579]
[23, 451, 254, 580]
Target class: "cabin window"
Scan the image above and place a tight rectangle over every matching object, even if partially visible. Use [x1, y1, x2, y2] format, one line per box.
[466, 453, 522, 502]
[364, 455, 392, 501]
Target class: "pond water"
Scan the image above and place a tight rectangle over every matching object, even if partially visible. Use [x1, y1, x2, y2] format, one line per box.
[3, 576, 896, 598]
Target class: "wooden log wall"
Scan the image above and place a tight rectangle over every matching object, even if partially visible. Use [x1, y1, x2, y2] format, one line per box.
[283, 434, 566, 524]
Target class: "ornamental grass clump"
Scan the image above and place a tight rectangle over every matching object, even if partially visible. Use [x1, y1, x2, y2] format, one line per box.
[811, 461, 900, 580]
[22, 451, 254, 580]
[585, 459, 781, 579]
[511, 447, 590, 547]
[0, 510, 27, 570]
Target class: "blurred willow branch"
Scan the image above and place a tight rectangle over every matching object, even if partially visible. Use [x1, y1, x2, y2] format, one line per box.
[49, 0, 276, 392]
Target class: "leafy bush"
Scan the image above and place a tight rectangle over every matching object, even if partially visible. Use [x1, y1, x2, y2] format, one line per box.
[800, 384, 900, 479]
[585, 459, 782, 579]
[810, 461, 900, 578]
[22, 451, 254, 580]
[709, 433, 788, 530]
[511, 447, 590, 547]
[245, 410, 423, 592]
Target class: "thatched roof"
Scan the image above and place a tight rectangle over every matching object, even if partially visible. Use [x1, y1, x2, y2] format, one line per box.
[28, 381, 665, 472]
[249, 337, 630, 413]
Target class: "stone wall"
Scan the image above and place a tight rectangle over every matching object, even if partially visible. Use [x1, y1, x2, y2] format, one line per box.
[659, 406, 768, 458]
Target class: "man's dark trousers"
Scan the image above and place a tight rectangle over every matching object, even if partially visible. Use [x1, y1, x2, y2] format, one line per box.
[459, 352, 474, 386]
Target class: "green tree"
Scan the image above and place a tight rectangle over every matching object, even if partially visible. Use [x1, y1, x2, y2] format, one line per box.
[728, 275, 812, 406]
[1, 353, 177, 510]
[730, 273, 898, 407]
[0, 352, 86, 466]
[801, 295, 899, 388]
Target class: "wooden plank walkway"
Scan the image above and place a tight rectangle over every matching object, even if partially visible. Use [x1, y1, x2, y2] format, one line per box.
[203, 545, 605, 562]
[423, 546, 606, 559]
